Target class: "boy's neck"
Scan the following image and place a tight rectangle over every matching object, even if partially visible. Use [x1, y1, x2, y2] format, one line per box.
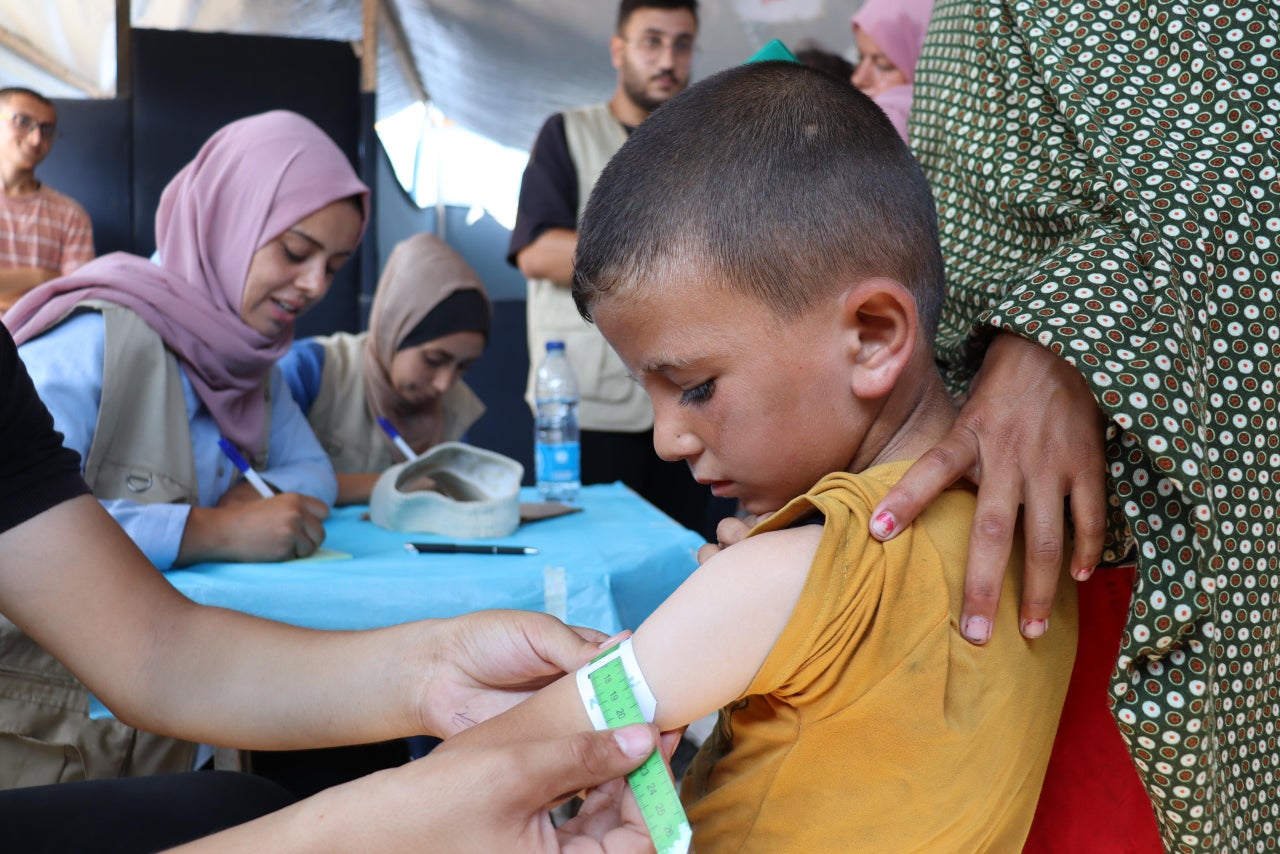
[850, 366, 957, 475]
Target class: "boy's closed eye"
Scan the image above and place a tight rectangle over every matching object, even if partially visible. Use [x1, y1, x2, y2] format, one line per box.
[679, 379, 715, 407]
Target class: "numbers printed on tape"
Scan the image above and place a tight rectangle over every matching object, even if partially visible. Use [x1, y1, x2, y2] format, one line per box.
[588, 656, 692, 854]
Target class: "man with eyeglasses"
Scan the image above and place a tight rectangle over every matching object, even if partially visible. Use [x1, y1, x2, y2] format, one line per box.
[509, 0, 724, 539]
[0, 87, 93, 313]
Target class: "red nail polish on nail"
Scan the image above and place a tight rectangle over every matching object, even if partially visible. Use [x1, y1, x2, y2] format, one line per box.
[871, 511, 895, 539]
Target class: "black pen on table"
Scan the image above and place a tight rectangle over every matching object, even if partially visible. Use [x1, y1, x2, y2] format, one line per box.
[405, 543, 539, 555]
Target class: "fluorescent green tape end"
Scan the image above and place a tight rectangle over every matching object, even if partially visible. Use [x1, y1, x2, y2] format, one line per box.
[588, 656, 691, 854]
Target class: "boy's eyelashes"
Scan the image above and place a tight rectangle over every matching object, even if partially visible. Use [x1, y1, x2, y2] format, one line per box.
[678, 379, 715, 407]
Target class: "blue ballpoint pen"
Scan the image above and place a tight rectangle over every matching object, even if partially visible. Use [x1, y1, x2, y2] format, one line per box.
[376, 416, 419, 461]
[217, 437, 274, 498]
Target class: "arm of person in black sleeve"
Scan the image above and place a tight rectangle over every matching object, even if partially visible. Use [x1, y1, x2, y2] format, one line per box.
[508, 113, 580, 285]
[0, 324, 89, 532]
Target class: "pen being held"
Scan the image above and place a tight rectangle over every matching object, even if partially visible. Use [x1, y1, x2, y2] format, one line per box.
[218, 437, 276, 498]
[206, 436, 330, 562]
[377, 416, 420, 462]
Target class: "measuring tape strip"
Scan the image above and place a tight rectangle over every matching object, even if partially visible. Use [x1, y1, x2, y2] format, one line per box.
[576, 638, 657, 728]
[576, 639, 692, 854]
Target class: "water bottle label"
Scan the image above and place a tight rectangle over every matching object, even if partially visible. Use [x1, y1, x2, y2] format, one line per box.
[536, 442, 580, 483]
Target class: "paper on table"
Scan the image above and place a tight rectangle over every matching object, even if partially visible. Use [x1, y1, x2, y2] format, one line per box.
[520, 502, 584, 523]
[288, 547, 353, 563]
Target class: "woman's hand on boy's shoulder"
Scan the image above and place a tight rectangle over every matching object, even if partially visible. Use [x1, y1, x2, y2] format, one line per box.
[696, 511, 769, 564]
[867, 332, 1108, 645]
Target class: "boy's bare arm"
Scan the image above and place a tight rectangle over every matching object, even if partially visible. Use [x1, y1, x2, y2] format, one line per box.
[445, 525, 822, 750]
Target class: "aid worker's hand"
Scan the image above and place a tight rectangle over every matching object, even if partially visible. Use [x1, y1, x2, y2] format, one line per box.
[214, 479, 271, 508]
[171, 725, 666, 853]
[557, 728, 683, 853]
[402, 724, 663, 853]
[416, 610, 615, 738]
[868, 332, 1107, 644]
[180, 493, 329, 564]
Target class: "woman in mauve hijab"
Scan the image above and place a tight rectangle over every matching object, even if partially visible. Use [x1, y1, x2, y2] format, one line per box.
[279, 232, 491, 505]
[849, 0, 935, 142]
[6, 110, 368, 569]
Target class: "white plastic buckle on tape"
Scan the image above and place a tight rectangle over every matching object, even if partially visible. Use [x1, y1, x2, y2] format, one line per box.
[575, 637, 658, 730]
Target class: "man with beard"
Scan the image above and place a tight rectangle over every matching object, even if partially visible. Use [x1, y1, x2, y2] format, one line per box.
[509, 0, 722, 537]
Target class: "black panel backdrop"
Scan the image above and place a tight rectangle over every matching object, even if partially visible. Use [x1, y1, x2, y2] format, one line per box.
[40, 98, 133, 258]
[130, 28, 368, 336]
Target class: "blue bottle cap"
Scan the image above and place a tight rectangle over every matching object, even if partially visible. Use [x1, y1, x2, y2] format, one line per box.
[546, 340, 566, 351]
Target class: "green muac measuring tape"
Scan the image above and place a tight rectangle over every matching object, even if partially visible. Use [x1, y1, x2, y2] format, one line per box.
[579, 640, 692, 854]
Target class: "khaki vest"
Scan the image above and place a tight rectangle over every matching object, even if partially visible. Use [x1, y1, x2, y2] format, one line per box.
[0, 302, 265, 787]
[306, 331, 487, 472]
[524, 103, 654, 432]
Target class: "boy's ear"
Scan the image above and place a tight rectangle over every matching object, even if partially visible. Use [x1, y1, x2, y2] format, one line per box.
[609, 35, 626, 70]
[838, 278, 919, 400]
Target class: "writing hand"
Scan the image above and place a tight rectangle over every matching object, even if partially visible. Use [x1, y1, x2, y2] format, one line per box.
[869, 332, 1107, 643]
[214, 479, 270, 507]
[180, 493, 330, 564]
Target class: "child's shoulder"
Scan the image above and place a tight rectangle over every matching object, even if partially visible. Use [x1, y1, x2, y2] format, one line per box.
[754, 461, 930, 538]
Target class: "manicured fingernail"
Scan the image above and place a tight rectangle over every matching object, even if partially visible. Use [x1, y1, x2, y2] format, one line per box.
[1072, 566, 1094, 581]
[870, 510, 896, 540]
[1021, 618, 1048, 639]
[613, 725, 653, 758]
[962, 616, 991, 644]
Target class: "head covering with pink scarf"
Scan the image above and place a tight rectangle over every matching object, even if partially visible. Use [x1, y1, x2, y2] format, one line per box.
[3, 110, 369, 461]
[851, 0, 935, 141]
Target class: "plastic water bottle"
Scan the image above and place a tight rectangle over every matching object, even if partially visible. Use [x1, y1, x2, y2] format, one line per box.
[534, 341, 581, 502]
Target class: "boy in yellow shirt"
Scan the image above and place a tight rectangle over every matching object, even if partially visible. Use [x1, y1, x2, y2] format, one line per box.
[446, 60, 1078, 851]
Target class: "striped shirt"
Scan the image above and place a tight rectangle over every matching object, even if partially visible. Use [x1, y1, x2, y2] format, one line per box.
[0, 183, 93, 275]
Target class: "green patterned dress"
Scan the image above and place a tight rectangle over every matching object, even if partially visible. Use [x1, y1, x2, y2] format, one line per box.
[912, 1, 1280, 850]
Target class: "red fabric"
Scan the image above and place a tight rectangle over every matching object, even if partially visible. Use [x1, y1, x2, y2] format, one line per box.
[1024, 566, 1163, 853]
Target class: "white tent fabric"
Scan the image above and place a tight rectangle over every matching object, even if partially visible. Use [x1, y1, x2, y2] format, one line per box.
[0, 0, 863, 152]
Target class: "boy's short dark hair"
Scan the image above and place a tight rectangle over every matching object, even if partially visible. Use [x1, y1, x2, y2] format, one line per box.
[618, 0, 699, 32]
[795, 44, 855, 84]
[573, 61, 945, 339]
[0, 87, 53, 110]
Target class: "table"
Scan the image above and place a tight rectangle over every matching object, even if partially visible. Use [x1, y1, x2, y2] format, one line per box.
[91, 483, 703, 719]
[169, 482, 702, 632]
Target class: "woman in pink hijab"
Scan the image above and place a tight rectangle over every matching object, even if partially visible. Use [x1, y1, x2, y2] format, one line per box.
[849, 0, 935, 142]
[5, 110, 368, 569]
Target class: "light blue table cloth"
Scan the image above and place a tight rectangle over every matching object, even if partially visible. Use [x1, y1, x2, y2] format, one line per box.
[90, 483, 703, 718]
